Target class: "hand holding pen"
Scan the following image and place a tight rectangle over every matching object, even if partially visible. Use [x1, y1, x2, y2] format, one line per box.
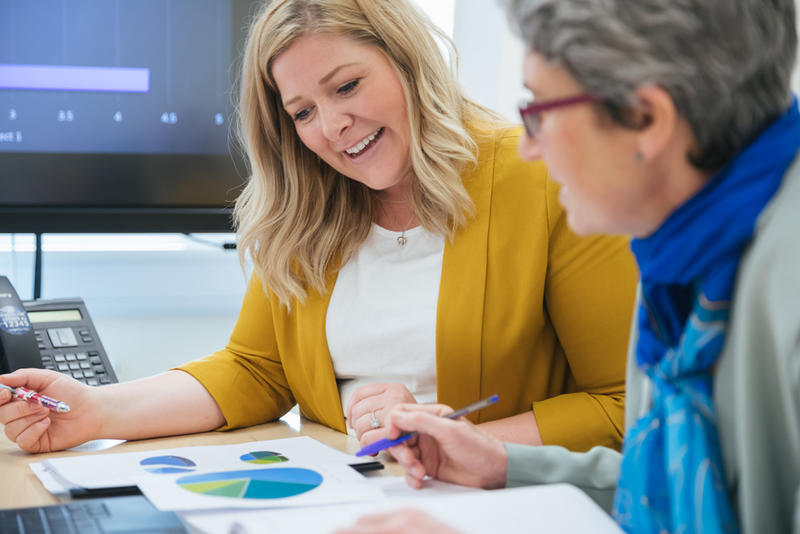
[356, 394, 499, 457]
[369, 396, 510, 490]
[0, 368, 99, 453]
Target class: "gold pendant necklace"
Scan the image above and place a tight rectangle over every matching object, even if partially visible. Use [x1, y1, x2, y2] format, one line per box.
[396, 211, 415, 246]
[378, 197, 415, 247]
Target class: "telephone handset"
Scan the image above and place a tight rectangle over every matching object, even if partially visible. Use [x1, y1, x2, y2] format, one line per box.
[0, 276, 42, 372]
[0, 276, 118, 385]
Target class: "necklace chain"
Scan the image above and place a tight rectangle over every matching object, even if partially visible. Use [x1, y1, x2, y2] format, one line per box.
[396, 210, 415, 246]
[376, 197, 415, 246]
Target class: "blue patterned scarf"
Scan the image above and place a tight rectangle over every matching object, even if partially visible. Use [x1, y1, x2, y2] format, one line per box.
[613, 99, 800, 534]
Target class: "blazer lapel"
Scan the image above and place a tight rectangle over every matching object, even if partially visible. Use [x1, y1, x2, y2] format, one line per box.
[436, 142, 494, 422]
[293, 272, 347, 433]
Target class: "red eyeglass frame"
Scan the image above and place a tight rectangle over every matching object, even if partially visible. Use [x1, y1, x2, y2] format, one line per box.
[518, 93, 601, 137]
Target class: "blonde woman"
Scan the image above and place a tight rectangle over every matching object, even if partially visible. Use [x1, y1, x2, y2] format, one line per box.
[0, 0, 636, 454]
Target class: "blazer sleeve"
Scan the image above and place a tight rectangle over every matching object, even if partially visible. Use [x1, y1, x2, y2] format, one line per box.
[505, 443, 622, 513]
[533, 174, 638, 451]
[177, 274, 296, 430]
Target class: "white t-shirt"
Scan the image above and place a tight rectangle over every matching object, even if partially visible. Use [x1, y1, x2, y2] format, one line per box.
[326, 224, 445, 425]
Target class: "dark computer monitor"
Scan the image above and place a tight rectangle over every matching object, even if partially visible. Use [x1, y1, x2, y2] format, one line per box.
[0, 0, 263, 233]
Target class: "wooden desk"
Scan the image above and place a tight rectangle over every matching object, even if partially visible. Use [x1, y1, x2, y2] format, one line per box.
[0, 413, 401, 509]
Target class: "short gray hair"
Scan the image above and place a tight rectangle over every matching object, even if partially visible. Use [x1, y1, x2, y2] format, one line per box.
[506, 0, 797, 171]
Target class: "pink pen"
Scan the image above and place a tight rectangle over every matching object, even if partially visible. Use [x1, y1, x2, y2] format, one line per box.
[0, 383, 71, 413]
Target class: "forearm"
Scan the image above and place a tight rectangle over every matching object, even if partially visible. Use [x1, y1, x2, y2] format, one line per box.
[478, 411, 542, 446]
[96, 370, 225, 440]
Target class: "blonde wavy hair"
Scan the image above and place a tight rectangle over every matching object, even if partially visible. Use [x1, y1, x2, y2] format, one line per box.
[235, 0, 501, 306]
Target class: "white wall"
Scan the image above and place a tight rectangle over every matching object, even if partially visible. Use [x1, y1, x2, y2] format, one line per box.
[453, 0, 524, 122]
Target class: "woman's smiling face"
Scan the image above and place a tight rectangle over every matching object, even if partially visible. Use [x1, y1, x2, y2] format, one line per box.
[272, 33, 413, 195]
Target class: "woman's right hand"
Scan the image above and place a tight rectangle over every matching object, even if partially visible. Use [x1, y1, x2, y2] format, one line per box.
[0, 369, 104, 453]
[384, 403, 509, 490]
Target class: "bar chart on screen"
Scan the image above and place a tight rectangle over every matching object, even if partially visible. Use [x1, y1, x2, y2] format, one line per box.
[0, 0, 234, 155]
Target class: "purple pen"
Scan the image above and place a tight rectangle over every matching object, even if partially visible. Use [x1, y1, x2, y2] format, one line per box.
[355, 394, 499, 457]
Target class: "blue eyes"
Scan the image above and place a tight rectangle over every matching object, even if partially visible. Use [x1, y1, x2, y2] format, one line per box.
[292, 79, 360, 122]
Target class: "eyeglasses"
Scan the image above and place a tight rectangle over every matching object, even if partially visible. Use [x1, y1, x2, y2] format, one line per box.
[518, 93, 601, 138]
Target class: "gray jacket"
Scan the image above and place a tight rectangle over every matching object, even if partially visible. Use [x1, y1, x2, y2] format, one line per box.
[505, 157, 800, 534]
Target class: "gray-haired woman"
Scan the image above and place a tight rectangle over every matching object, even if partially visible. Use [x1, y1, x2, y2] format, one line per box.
[338, 1, 800, 533]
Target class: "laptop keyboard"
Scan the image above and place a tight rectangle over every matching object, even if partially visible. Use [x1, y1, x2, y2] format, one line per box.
[1, 501, 109, 534]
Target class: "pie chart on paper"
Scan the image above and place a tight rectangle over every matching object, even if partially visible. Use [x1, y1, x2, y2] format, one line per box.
[139, 455, 197, 474]
[240, 450, 289, 464]
[176, 467, 323, 499]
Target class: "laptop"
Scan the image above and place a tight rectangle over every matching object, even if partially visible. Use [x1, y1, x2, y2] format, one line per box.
[0, 495, 188, 534]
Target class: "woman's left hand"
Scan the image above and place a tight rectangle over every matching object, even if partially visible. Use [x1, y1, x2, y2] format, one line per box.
[334, 508, 460, 534]
[346, 382, 416, 446]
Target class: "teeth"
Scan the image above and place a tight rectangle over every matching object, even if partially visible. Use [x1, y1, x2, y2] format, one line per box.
[346, 128, 381, 155]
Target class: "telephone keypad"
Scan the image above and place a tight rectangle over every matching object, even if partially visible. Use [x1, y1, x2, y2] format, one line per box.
[33, 325, 116, 385]
[45, 345, 115, 383]
[9, 297, 116, 385]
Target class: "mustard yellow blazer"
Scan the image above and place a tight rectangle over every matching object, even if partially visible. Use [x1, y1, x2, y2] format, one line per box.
[180, 128, 638, 452]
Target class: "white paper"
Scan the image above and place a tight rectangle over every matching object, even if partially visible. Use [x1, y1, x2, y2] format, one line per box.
[178, 475, 480, 528]
[29, 462, 71, 495]
[30, 436, 370, 491]
[370, 475, 483, 498]
[181, 483, 623, 534]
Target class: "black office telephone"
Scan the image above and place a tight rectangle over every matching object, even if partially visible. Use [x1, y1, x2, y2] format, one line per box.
[0, 276, 118, 385]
